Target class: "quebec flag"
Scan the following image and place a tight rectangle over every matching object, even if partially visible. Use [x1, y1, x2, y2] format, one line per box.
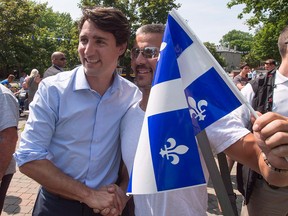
[128, 9, 244, 194]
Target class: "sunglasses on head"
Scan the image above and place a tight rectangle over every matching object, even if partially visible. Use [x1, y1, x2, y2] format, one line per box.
[131, 47, 159, 59]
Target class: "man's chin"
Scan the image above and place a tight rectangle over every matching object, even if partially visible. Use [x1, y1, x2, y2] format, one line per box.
[136, 79, 152, 87]
[84, 68, 99, 77]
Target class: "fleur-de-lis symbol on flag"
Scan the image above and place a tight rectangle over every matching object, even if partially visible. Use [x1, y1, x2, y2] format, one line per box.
[188, 96, 208, 121]
[159, 138, 189, 165]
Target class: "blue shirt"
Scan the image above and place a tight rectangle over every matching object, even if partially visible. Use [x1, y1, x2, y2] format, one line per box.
[14, 66, 141, 189]
[0, 79, 11, 89]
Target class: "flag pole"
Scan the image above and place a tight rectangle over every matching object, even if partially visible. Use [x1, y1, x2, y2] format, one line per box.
[196, 130, 237, 216]
[217, 152, 238, 215]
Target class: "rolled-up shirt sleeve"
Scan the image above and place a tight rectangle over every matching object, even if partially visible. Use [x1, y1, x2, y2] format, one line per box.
[14, 80, 58, 167]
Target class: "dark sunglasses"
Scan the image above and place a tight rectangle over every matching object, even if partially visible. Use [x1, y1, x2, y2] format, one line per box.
[59, 57, 66, 61]
[131, 47, 159, 59]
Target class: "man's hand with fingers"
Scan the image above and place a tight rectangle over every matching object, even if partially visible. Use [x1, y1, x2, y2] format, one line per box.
[82, 185, 120, 216]
[93, 184, 130, 216]
[253, 112, 288, 186]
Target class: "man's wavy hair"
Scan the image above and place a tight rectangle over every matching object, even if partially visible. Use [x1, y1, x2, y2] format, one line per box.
[78, 6, 130, 48]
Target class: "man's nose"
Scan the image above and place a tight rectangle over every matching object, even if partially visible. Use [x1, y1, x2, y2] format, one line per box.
[135, 52, 147, 63]
[84, 41, 96, 55]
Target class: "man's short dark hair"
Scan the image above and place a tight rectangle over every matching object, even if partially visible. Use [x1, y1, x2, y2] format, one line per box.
[264, 59, 276, 65]
[240, 62, 249, 69]
[78, 6, 130, 47]
[136, 24, 165, 35]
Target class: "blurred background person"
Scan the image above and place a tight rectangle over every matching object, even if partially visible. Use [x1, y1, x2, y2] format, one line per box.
[25, 69, 41, 106]
[19, 71, 28, 88]
[43, 51, 66, 78]
[0, 83, 19, 214]
[250, 68, 257, 80]
[14, 81, 29, 114]
[1, 74, 15, 91]
[233, 63, 251, 90]
[264, 58, 276, 72]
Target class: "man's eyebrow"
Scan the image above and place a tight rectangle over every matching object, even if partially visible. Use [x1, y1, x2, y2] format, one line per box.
[79, 34, 107, 40]
[93, 35, 108, 41]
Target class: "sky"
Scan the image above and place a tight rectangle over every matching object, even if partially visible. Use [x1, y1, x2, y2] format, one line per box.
[37, 0, 253, 44]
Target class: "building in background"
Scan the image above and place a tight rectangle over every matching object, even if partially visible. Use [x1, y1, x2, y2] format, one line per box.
[216, 45, 242, 73]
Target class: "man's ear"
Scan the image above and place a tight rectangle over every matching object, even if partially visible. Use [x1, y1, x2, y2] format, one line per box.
[118, 42, 127, 56]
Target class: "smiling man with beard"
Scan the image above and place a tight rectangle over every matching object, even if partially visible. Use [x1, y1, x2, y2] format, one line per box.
[120, 24, 288, 216]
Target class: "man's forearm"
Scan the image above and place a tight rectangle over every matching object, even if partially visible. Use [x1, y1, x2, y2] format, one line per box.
[117, 161, 131, 212]
[0, 127, 18, 179]
[225, 133, 288, 187]
[225, 133, 261, 174]
[19, 159, 120, 212]
[19, 159, 93, 201]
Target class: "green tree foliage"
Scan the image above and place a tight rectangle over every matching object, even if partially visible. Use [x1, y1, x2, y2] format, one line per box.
[227, 0, 288, 65]
[0, 0, 44, 75]
[227, 0, 288, 28]
[79, 0, 180, 35]
[220, 30, 253, 54]
[0, 0, 79, 78]
[247, 23, 281, 63]
[204, 42, 226, 68]
[32, 8, 80, 72]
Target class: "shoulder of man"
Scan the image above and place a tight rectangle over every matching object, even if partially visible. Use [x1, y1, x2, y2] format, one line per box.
[0, 85, 19, 122]
[249, 68, 276, 93]
[43, 66, 60, 77]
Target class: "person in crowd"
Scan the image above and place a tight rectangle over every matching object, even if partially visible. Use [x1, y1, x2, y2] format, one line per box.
[1, 74, 15, 90]
[14, 6, 141, 216]
[264, 58, 276, 72]
[120, 24, 288, 216]
[250, 68, 257, 80]
[228, 62, 252, 173]
[43, 51, 67, 78]
[235, 25, 288, 216]
[25, 69, 41, 105]
[19, 71, 28, 88]
[14, 81, 29, 113]
[233, 63, 250, 90]
[0, 84, 19, 214]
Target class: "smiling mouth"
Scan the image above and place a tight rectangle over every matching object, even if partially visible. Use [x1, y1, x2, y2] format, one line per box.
[137, 68, 152, 74]
[85, 59, 100, 64]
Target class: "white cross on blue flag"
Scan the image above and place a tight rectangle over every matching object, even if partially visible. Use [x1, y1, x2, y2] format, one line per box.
[127, 9, 246, 194]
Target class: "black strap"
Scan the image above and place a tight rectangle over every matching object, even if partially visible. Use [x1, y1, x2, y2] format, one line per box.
[53, 65, 63, 71]
[250, 69, 276, 113]
[237, 69, 277, 204]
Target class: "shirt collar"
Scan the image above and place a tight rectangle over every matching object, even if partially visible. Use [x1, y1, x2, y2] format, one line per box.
[275, 69, 288, 85]
[74, 65, 123, 94]
[53, 64, 63, 71]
